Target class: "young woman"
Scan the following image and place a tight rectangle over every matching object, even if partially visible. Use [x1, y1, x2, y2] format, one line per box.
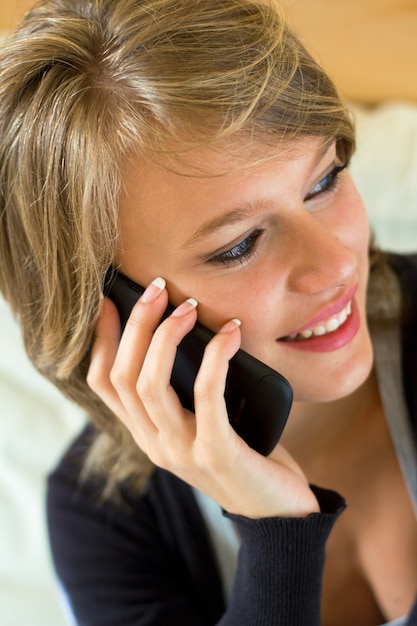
[0, 0, 416, 624]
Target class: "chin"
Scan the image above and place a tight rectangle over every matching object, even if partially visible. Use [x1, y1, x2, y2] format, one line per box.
[291, 338, 374, 404]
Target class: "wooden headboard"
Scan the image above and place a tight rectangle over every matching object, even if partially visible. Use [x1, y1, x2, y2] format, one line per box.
[0, 0, 35, 33]
[279, 0, 417, 103]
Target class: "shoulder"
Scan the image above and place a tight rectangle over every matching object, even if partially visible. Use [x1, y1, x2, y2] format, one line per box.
[387, 252, 417, 298]
[46, 425, 225, 625]
[46, 423, 218, 573]
[386, 252, 417, 350]
[386, 252, 417, 438]
[47, 423, 199, 529]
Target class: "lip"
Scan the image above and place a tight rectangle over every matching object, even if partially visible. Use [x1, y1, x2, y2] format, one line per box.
[284, 284, 358, 336]
[276, 284, 360, 354]
[278, 296, 360, 353]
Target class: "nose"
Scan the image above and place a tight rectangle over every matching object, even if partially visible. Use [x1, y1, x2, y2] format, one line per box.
[286, 213, 358, 295]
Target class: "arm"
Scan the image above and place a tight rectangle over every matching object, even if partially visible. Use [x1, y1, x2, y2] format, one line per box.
[220, 486, 345, 626]
[67, 280, 342, 624]
[47, 460, 216, 626]
[87, 287, 319, 520]
[47, 443, 345, 626]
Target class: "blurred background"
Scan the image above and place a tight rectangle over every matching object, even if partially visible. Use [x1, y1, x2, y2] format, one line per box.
[1, 1, 416, 625]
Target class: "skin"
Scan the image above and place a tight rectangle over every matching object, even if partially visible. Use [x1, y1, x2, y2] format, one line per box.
[87, 135, 374, 519]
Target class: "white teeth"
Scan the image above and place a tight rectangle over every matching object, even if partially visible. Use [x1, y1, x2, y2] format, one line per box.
[338, 310, 347, 325]
[285, 301, 352, 342]
[324, 317, 339, 332]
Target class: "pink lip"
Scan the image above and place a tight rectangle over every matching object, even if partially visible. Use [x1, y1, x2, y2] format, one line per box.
[285, 284, 358, 336]
[279, 297, 361, 353]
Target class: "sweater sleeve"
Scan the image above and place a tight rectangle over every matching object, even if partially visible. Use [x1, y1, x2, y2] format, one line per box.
[47, 429, 346, 626]
[220, 486, 345, 626]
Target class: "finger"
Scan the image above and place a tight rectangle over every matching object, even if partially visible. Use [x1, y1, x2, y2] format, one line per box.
[110, 277, 169, 398]
[135, 298, 199, 436]
[88, 284, 167, 445]
[87, 297, 130, 420]
[193, 319, 242, 445]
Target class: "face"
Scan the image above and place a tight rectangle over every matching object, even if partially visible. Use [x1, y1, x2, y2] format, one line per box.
[116, 137, 373, 404]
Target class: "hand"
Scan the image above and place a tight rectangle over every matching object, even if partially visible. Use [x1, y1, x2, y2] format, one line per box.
[87, 278, 319, 519]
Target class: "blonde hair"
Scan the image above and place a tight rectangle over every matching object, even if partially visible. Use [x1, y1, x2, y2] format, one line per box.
[0, 0, 355, 495]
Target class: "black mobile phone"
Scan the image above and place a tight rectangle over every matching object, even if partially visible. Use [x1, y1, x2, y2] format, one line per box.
[105, 271, 293, 456]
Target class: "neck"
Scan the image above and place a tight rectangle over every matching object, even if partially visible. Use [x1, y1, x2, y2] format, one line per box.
[280, 370, 381, 480]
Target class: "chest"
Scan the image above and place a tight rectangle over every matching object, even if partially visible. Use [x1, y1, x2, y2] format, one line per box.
[320, 453, 417, 624]
[301, 407, 417, 625]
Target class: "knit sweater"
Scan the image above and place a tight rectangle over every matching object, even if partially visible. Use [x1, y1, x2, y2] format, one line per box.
[46, 253, 417, 626]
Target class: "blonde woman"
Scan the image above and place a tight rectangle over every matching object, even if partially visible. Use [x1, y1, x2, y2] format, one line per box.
[0, 0, 416, 624]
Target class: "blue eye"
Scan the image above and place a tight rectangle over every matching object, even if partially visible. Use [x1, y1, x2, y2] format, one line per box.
[208, 229, 262, 267]
[306, 162, 348, 200]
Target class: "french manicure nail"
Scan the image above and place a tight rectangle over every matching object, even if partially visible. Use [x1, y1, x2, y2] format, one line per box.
[219, 318, 241, 333]
[140, 277, 166, 303]
[171, 298, 198, 317]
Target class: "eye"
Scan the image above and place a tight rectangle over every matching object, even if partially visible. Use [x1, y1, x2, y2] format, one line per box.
[305, 162, 348, 201]
[207, 229, 263, 267]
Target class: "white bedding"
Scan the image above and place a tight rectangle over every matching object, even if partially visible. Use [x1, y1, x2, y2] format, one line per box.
[0, 102, 416, 626]
[350, 102, 417, 252]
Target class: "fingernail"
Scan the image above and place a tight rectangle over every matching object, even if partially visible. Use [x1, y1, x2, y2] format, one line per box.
[140, 277, 166, 303]
[219, 318, 241, 333]
[171, 298, 198, 317]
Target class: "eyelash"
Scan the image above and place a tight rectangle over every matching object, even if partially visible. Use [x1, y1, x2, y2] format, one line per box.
[209, 228, 263, 267]
[305, 161, 348, 200]
[208, 162, 348, 267]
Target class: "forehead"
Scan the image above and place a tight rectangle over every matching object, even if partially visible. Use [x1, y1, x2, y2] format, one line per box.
[116, 136, 332, 275]
[120, 135, 328, 211]
[118, 136, 329, 241]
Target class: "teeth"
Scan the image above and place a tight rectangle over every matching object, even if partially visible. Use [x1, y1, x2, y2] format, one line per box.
[285, 301, 352, 342]
[325, 317, 340, 332]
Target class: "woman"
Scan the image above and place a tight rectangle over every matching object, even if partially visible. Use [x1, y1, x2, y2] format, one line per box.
[0, 0, 416, 624]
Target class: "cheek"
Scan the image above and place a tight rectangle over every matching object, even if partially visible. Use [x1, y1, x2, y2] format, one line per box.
[344, 195, 371, 304]
[336, 180, 370, 253]
[181, 261, 285, 350]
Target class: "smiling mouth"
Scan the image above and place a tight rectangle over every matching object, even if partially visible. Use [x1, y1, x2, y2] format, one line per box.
[281, 301, 353, 342]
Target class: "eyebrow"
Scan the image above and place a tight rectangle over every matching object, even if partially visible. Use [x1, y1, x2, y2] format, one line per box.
[182, 201, 268, 248]
[183, 140, 334, 248]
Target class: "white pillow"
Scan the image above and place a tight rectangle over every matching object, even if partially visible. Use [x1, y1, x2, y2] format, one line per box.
[350, 102, 417, 252]
[0, 296, 86, 626]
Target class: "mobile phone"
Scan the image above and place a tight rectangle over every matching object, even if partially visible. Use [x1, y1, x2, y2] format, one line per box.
[105, 270, 293, 456]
